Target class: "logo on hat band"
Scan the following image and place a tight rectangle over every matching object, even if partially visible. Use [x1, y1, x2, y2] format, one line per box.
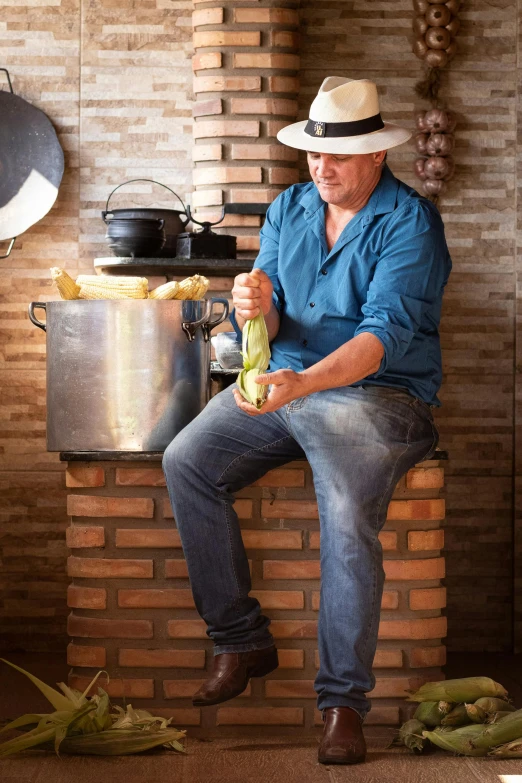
[304, 113, 384, 139]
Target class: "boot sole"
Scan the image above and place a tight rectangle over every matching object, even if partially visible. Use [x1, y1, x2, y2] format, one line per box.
[192, 649, 279, 707]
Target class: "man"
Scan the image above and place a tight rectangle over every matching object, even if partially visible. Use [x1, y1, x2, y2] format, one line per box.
[162, 77, 452, 765]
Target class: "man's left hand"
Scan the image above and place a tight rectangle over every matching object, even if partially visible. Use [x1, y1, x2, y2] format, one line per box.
[232, 369, 312, 416]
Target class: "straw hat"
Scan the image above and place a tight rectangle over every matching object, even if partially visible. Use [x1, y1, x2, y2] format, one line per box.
[277, 76, 411, 154]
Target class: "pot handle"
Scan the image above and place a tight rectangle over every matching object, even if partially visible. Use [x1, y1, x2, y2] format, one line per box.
[182, 300, 212, 342]
[0, 237, 16, 258]
[103, 179, 188, 218]
[203, 297, 229, 342]
[28, 302, 47, 332]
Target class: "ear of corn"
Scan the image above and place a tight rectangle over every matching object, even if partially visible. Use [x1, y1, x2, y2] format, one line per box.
[171, 275, 209, 300]
[422, 725, 488, 756]
[465, 703, 487, 723]
[441, 704, 470, 727]
[487, 739, 522, 757]
[237, 312, 270, 409]
[396, 719, 429, 753]
[413, 701, 445, 727]
[488, 710, 516, 723]
[438, 701, 454, 716]
[76, 275, 148, 300]
[36, 727, 187, 756]
[474, 697, 516, 715]
[50, 267, 81, 300]
[406, 676, 509, 704]
[148, 281, 180, 300]
[471, 708, 522, 749]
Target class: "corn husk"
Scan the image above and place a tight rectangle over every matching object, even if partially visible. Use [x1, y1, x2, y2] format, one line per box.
[465, 703, 487, 724]
[237, 312, 270, 409]
[406, 676, 509, 703]
[474, 697, 516, 716]
[471, 708, 522, 750]
[392, 719, 428, 753]
[35, 727, 186, 756]
[487, 738, 522, 758]
[422, 724, 487, 756]
[488, 710, 516, 723]
[50, 267, 81, 300]
[438, 701, 454, 716]
[441, 704, 470, 727]
[413, 701, 445, 728]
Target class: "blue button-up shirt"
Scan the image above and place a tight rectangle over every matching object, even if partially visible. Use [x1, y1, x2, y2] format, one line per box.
[230, 164, 452, 406]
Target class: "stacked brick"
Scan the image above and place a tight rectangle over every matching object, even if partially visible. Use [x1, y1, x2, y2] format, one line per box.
[192, 0, 301, 255]
[65, 456, 446, 736]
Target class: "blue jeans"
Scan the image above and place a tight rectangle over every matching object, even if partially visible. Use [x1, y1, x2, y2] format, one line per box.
[162, 383, 438, 719]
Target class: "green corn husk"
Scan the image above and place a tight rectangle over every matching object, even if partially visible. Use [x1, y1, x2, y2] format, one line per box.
[422, 724, 488, 756]
[441, 704, 470, 727]
[237, 313, 270, 409]
[488, 710, 517, 724]
[465, 703, 487, 724]
[438, 701, 454, 716]
[474, 697, 516, 716]
[471, 708, 522, 750]
[35, 727, 187, 756]
[390, 719, 428, 753]
[413, 701, 445, 728]
[487, 738, 522, 758]
[406, 676, 509, 704]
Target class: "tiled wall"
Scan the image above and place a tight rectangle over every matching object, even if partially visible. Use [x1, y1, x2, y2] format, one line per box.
[1, 0, 520, 653]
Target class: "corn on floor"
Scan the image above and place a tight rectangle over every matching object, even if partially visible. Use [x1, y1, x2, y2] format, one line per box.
[1, 652, 522, 782]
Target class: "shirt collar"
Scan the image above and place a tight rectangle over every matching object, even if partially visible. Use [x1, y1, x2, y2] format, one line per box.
[298, 163, 400, 220]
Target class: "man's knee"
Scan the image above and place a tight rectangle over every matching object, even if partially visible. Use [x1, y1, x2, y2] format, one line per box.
[162, 429, 194, 478]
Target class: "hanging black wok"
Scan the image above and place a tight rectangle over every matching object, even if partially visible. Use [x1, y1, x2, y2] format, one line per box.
[0, 68, 64, 258]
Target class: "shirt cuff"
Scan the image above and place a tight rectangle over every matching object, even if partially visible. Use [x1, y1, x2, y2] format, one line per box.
[228, 308, 243, 342]
[354, 321, 415, 377]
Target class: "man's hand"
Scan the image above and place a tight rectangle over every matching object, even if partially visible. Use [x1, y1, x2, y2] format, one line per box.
[232, 268, 273, 321]
[233, 369, 311, 416]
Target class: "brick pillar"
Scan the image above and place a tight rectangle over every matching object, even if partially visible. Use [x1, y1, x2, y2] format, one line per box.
[65, 455, 447, 736]
[192, 0, 301, 255]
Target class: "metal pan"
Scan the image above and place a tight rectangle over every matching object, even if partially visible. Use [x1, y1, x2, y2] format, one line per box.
[0, 68, 64, 258]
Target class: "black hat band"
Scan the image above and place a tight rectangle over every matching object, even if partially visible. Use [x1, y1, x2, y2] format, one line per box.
[304, 113, 384, 139]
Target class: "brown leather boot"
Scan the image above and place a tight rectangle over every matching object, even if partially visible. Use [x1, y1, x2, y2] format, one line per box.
[192, 646, 279, 707]
[318, 706, 367, 765]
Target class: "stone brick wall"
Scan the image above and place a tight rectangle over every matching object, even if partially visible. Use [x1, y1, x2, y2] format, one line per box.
[1, 0, 521, 656]
[64, 457, 445, 732]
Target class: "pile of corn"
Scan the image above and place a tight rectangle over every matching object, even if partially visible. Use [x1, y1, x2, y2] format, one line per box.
[49, 267, 209, 301]
[237, 312, 271, 409]
[393, 676, 522, 757]
[0, 658, 186, 758]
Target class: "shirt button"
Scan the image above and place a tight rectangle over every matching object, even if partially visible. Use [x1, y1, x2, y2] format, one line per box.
[309, 302, 315, 308]
[321, 270, 328, 275]
[302, 339, 308, 347]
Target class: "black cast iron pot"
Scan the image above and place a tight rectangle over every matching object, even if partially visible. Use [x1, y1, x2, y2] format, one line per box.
[105, 217, 165, 258]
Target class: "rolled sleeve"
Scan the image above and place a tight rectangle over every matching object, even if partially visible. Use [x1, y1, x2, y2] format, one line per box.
[354, 200, 451, 376]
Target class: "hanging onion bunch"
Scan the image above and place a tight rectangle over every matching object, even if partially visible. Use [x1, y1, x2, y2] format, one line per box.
[414, 108, 456, 197]
[412, 0, 460, 71]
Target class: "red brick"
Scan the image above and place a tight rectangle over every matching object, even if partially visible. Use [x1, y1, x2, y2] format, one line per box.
[168, 620, 207, 639]
[267, 120, 290, 137]
[234, 8, 299, 24]
[253, 469, 305, 487]
[67, 495, 153, 519]
[370, 677, 427, 698]
[378, 616, 447, 640]
[68, 614, 153, 639]
[406, 467, 444, 489]
[69, 675, 153, 699]
[278, 649, 305, 669]
[271, 30, 300, 48]
[262, 500, 318, 519]
[194, 75, 261, 93]
[192, 51, 222, 71]
[384, 557, 445, 581]
[409, 645, 447, 668]
[193, 166, 262, 185]
[408, 529, 445, 551]
[236, 236, 260, 252]
[263, 560, 320, 580]
[150, 708, 201, 726]
[229, 187, 284, 203]
[67, 643, 106, 668]
[250, 590, 304, 609]
[387, 499, 445, 521]
[165, 559, 189, 578]
[67, 556, 153, 579]
[233, 53, 300, 69]
[115, 468, 165, 487]
[270, 620, 317, 639]
[217, 707, 303, 725]
[192, 189, 223, 208]
[192, 6, 223, 26]
[163, 498, 252, 519]
[67, 585, 107, 610]
[192, 143, 223, 161]
[119, 649, 205, 668]
[66, 525, 105, 549]
[242, 530, 302, 549]
[194, 31, 261, 47]
[231, 143, 298, 161]
[231, 98, 298, 116]
[118, 589, 194, 608]
[268, 168, 300, 185]
[115, 529, 181, 548]
[164, 680, 251, 699]
[409, 587, 447, 610]
[193, 98, 223, 118]
[66, 467, 105, 488]
[269, 75, 300, 93]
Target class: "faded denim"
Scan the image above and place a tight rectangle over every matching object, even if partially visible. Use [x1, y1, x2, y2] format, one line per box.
[162, 383, 438, 720]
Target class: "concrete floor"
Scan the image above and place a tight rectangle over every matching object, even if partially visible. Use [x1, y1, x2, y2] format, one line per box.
[1, 652, 522, 782]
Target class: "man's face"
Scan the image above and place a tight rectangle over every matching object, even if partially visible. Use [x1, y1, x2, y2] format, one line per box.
[307, 151, 386, 207]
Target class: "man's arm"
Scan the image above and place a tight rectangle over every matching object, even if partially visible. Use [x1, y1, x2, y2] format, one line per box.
[300, 332, 384, 395]
[233, 300, 281, 343]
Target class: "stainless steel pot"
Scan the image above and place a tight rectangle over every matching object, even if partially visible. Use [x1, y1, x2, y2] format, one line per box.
[28, 298, 229, 452]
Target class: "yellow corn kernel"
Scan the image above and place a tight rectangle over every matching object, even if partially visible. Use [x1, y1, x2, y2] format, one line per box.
[148, 281, 180, 300]
[50, 267, 81, 300]
[76, 275, 149, 300]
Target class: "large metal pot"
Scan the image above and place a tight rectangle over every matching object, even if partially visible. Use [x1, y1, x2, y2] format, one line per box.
[28, 298, 229, 452]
